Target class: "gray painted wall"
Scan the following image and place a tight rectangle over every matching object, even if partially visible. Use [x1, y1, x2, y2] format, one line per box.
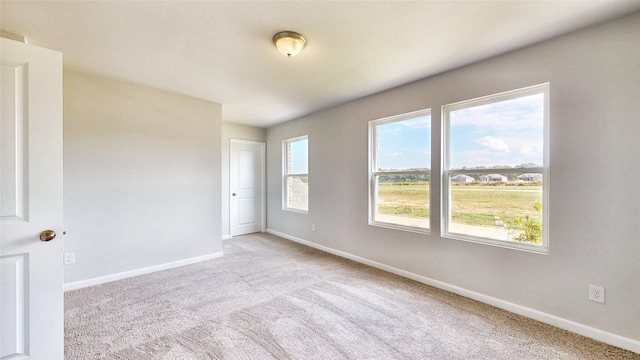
[266, 13, 639, 341]
[64, 70, 222, 283]
[221, 122, 267, 238]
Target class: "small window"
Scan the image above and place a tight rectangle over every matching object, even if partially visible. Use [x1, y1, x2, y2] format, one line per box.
[442, 84, 549, 252]
[283, 136, 308, 213]
[369, 110, 431, 233]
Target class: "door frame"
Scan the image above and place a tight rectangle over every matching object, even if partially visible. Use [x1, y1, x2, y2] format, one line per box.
[229, 139, 266, 236]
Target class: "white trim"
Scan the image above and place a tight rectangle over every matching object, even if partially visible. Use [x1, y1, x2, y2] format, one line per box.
[265, 228, 640, 354]
[222, 234, 233, 240]
[369, 220, 430, 235]
[63, 252, 224, 292]
[369, 108, 431, 127]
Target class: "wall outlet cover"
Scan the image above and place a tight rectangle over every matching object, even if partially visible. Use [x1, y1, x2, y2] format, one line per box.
[588, 284, 605, 304]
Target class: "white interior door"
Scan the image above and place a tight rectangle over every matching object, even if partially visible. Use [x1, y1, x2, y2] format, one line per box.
[1, 38, 64, 359]
[230, 140, 265, 236]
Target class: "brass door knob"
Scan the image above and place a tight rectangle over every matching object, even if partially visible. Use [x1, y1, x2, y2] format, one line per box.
[39, 230, 56, 242]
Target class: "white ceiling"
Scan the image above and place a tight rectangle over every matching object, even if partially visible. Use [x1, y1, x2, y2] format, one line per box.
[2, 1, 639, 127]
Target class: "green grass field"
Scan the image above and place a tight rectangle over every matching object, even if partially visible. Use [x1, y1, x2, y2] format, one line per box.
[377, 182, 542, 227]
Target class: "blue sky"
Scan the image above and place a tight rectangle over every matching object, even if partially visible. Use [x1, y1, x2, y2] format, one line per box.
[377, 93, 544, 171]
[377, 115, 431, 170]
[449, 93, 544, 169]
[295, 94, 543, 173]
[290, 139, 308, 174]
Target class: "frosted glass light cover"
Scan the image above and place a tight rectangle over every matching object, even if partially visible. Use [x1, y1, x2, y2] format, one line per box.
[273, 31, 306, 57]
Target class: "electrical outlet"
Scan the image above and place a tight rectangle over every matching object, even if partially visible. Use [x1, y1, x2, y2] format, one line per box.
[311, 224, 316, 232]
[588, 284, 605, 304]
[64, 252, 75, 265]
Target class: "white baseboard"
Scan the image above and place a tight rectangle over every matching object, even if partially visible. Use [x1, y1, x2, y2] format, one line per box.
[222, 234, 233, 240]
[64, 252, 224, 292]
[266, 228, 640, 354]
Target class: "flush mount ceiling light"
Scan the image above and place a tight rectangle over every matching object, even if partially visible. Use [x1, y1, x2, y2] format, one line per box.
[273, 31, 307, 58]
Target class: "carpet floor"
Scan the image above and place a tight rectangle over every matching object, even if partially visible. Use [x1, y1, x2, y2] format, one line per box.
[65, 233, 639, 359]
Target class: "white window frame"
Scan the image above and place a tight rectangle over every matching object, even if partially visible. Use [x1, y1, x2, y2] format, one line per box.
[282, 135, 308, 214]
[369, 109, 431, 234]
[442, 83, 550, 253]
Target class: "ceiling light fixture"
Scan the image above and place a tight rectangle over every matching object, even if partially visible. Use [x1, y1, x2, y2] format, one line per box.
[273, 31, 307, 58]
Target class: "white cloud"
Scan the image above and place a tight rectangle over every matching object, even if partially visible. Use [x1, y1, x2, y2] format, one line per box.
[476, 136, 510, 152]
[448, 93, 545, 168]
[380, 126, 403, 134]
[400, 116, 431, 129]
[518, 143, 542, 158]
[450, 93, 544, 134]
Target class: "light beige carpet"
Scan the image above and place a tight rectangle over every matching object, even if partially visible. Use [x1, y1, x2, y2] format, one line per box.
[65, 233, 639, 359]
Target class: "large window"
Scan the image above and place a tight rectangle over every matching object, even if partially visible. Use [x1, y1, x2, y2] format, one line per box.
[369, 110, 431, 233]
[283, 136, 308, 213]
[442, 84, 549, 252]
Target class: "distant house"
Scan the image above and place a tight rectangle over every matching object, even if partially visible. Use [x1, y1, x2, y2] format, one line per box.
[451, 174, 475, 183]
[480, 174, 507, 182]
[518, 173, 543, 182]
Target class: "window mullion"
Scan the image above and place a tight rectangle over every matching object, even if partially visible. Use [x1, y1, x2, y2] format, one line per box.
[447, 168, 543, 175]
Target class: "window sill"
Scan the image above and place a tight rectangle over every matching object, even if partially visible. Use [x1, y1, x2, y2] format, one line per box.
[442, 231, 549, 254]
[283, 207, 308, 215]
[369, 220, 430, 235]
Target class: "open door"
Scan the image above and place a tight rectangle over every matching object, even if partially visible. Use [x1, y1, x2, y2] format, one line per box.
[1, 38, 64, 359]
[230, 139, 265, 236]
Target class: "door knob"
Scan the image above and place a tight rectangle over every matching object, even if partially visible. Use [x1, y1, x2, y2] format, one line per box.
[232, 193, 237, 196]
[39, 230, 56, 242]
